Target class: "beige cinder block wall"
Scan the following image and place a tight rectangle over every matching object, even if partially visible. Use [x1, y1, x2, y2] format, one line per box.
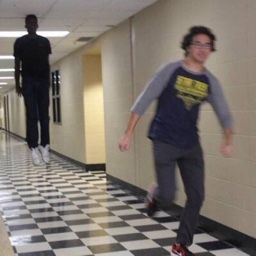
[5, 91, 26, 137]
[0, 96, 4, 128]
[101, 20, 137, 185]
[83, 55, 106, 164]
[102, 0, 256, 238]
[51, 49, 86, 163]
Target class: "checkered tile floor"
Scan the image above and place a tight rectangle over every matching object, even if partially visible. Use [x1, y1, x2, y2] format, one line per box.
[0, 131, 251, 256]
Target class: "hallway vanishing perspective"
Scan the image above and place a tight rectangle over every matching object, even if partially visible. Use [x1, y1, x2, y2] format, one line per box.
[0, 130, 251, 256]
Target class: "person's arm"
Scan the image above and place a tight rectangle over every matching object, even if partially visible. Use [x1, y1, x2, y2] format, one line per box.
[14, 57, 22, 96]
[118, 112, 140, 151]
[221, 127, 233, 157]
[130, 62, 178, 116]
[207, 74, 234, 157]
[118, 62, 179, 152]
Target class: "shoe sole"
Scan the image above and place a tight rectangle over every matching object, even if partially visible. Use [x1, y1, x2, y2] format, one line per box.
[32, 161, 45, 166]
[170, 250, 194, 256]
[32, 163, 45, 166]
[42, 158, 50, 164]
[170, 252, 181, 256]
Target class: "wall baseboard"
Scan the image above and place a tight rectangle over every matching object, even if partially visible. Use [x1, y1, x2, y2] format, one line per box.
[107, 174, 256, 256]
[50, 149, 87, 169]
[85, 164, 106, 171]
[0, 128, 25, 141]
[46, 150, 105, 172]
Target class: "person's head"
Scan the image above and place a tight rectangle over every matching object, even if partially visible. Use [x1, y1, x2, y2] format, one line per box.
[181, 26, 216, 64]
[25, 14, 38, 34]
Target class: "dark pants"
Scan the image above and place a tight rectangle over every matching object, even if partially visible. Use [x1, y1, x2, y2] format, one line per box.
[22, 76, 50, 148]
[153, 140, 205, 246]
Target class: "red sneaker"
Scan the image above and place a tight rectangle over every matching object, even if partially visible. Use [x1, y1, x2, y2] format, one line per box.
[171, 243, 195, 256]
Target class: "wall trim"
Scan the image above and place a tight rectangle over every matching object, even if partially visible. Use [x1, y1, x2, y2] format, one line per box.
[50, 149, 87, 169]
[0, 128, 24, 141]
[107, 174, 256, 256]
[42, 149, 106, 172]
[107, 174, 147, 197]
[85, 164, 106, 171]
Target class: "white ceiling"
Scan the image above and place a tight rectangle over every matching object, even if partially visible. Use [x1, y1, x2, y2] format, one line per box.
[0, 0, 157, 93]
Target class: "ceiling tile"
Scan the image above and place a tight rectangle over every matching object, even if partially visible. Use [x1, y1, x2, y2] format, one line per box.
[0, 0, 56, 18]
[0, 0, 158, 92]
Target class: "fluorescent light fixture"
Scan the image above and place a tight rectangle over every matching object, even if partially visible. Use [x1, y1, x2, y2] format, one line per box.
[0, 82, 7, 85]
[0, 68, 14, 72]
[0, 31, 69, 37]
[38, 31, 69, 37]
[0, 31, 25, 37]
[0, 55, 14, 60]
[0, 76, 14, 80]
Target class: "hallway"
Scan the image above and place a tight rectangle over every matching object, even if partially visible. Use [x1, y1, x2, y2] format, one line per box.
[0, 131, 250, 256]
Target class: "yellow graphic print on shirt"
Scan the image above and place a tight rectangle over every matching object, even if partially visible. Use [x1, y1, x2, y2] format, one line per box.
[175, 75, 209, 110]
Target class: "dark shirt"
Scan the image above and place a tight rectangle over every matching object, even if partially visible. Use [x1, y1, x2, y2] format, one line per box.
[14, 34, 51, 78]
[148, 66, 210, 148]
[131, 61, 233, 149]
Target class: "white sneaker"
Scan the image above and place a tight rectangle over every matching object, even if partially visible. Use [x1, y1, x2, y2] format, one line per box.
[31, 147, 43, 166]
[38, 144, 50, 163]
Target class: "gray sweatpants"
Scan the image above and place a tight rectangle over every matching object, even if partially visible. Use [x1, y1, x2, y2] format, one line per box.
[153, 140, 205, 246]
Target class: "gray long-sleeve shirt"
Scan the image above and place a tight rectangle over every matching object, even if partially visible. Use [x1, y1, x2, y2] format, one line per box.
[131, 60, 233, 148]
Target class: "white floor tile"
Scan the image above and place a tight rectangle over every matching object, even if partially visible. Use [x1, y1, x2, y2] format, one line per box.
[125, 218, 158, 226]
[121, 239, 160, 250]
[162, 221, 180, 230]
[211, 248, 250, 256]
[45, 232, 79, 242]
[105, 226, 139, 236]
[15, 242, 51, 253]
[31, 211, 59, 218]
[61, 214, 89, 221]
[54, 246, 92, 256]
[99, 201, 126, 207]
[94, 251, 134, 256]
[37, 221, 67, 229]
[7, 218, 35, 226]
[70, 223, 101, 232]
[193, 233, 218, 243]
[112, 209, 141, 216]
[81, 236, 117, 246]
[143, 229, 177, 239]
[92, 216, 123, 224]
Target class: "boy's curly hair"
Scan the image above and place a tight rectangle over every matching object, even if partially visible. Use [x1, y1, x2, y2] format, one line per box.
[181, 26, 216, 55]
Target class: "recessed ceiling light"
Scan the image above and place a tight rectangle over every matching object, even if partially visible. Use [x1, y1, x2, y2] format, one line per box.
[0, 56, 14, 59]
[0, 76, 14, 80]
[0, 82, 8, 85]
[0, 31, 69, 37]
[0, 68, 14, 72]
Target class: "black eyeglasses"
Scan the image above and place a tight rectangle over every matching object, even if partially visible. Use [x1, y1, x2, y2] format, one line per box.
[191, 41, 212, 49]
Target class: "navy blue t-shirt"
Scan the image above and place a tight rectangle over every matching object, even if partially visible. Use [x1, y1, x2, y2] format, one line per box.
[131, 61, 233, 149]
[148, 66, 209, 148]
